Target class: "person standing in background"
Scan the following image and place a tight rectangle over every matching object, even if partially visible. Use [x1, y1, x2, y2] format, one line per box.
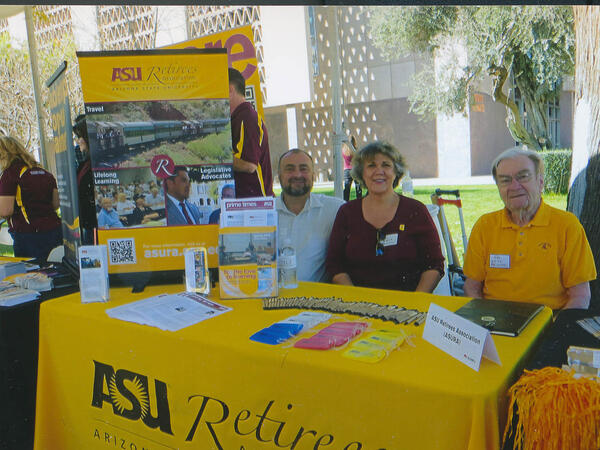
[342, 135, 362, 201]
[228, 68, 274, 198]
[73, 114, 97, 245]
[0, 136, 62, 261]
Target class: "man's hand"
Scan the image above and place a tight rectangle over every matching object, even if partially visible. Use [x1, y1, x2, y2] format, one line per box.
[563, 282, 591, 310]
[464, 277, 484, 298]
[233, 157, 257, 174]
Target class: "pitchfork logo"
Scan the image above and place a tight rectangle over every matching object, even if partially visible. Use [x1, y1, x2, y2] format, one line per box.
[91, 361, 173, 435]
[151, 154, 175, 179]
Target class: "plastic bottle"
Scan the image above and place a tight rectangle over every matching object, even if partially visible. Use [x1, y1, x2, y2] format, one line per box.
[402, 169, 414, 195]
[279, 237, 298, 289]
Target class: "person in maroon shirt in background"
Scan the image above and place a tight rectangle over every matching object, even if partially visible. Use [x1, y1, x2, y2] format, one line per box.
[326, 141, 444, 292]
[0, 136, 62, 262]
[342, 134, 362, 201]
[73, 114, 97, 245]
[228, 68, 274, 198]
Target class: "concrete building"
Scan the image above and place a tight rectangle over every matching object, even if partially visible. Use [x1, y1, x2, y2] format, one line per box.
[0, 5, 573, 181]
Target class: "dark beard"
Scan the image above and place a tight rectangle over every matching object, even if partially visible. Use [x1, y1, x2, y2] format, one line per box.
[282, 182, 311, 197]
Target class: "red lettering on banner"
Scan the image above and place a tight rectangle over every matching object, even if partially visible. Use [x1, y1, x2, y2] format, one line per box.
[204, 40, 224, 49]
[112, 67, 142, 82]
[225, 34, 257, 79]
[183, 34, 257, 80]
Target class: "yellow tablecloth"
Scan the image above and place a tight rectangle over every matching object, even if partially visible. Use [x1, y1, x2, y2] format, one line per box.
[34, 282, 551, 450]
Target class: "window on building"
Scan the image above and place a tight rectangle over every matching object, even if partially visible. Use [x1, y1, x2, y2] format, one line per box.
[307, 6, 319, 78]
[514, 87, 560, 148]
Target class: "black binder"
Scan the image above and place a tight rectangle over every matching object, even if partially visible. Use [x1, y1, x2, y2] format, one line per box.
[454, 298, 545, 337]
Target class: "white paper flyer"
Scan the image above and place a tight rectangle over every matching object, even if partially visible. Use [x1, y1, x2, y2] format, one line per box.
[79, 245, 109, 303]
[106, 291, 231, 331]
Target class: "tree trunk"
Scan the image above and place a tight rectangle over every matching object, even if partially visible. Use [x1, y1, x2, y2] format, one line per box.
[513, 53, 552, 150]
[568, 6, 600, 309]
[490, 65, 541, 150]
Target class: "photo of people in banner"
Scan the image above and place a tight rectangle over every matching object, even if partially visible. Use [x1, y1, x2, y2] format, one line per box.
[94, 167, 234, 229]
[94, 168, 165, 229]
[85, 99, 231, 169]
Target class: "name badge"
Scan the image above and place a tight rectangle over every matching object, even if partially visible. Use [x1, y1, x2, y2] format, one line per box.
[489, 254, 510, 269]
[383, 233, 398, 247]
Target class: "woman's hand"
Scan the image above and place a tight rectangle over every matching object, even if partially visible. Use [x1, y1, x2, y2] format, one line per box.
[332, 273, 354, 285]
[414, 269, 442, 293]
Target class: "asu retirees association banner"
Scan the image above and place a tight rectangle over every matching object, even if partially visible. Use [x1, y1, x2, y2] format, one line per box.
[77, 49, 232, 274]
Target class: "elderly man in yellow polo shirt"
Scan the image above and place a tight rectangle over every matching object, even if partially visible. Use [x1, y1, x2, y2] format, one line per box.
[463, 147, 596, 310]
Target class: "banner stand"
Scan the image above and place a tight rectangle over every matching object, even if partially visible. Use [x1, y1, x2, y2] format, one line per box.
[77, 49, 233, 288]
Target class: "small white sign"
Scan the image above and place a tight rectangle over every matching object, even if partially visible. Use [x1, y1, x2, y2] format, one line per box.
[422, 303, 501, 371]
[383, 233, 398, 246]
[489, 254, 510, 269]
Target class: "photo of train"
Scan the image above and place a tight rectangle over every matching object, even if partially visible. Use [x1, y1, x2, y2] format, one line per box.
[88, 118, 230, 157]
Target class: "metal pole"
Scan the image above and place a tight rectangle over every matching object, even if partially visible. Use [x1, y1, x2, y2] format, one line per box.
[24, 6, 48, 168]
[331, 7, 343, 199]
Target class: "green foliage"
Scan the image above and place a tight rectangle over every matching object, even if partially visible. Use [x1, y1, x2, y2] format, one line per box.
[370, 6, 458, 58]
[187, 128, 232, 163]
[368, 6, 575, 148]
[176, 99, 230, 120]
[539, 149, 572, 194]
[0, 9, 83, 153]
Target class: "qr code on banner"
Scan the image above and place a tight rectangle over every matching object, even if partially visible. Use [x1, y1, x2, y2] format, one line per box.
[107, 238, 137, 265]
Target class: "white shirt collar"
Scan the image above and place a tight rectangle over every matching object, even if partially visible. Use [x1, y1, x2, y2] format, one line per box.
[277, 193, 321, 215]
[167, 193, 185, 206]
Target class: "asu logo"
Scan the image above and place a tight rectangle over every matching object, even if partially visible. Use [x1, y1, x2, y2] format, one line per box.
[111, 67, 142, 82]
[91, 361, 173, 435]
[539, 242, 551, 250]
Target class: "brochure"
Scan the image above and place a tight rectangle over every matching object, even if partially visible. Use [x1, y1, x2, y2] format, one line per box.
[79, 245, 109, 303]
[106, 291, 231, 331]
[184, 247, 210, 294]
[0, 260, 26, 280]
[218, 197, 278, 299]
[0, 281, 40, 307]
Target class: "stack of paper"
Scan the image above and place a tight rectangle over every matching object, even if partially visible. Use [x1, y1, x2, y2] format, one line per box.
[0, 281, 40, 307]
[106, 292, 231, 332]
[0, 261, 27, 280]
[13, 272, 53, 291]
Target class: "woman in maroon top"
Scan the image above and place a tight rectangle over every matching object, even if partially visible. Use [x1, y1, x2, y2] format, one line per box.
[326, 141, 444, 292]
[0, 136, 62, 261]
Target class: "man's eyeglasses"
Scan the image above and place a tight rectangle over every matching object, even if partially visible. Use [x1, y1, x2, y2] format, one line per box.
[496, 171, 534, 187]
[376, 229, 385, 256]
